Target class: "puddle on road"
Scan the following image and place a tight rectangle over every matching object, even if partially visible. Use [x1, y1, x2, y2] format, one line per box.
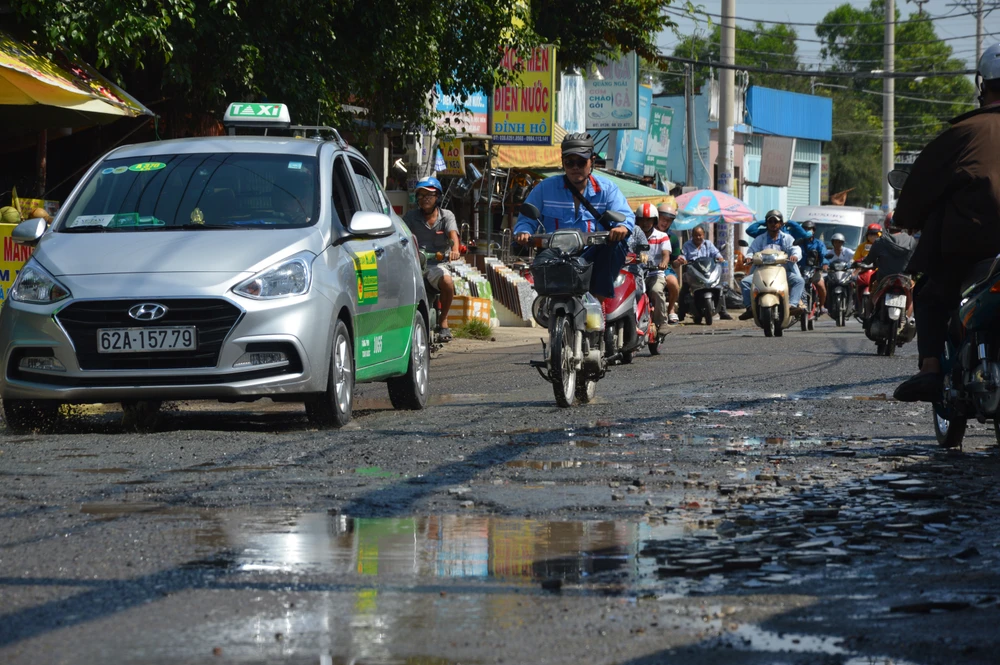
[355, 394, 488, 411]
[716, 623, 848, 654]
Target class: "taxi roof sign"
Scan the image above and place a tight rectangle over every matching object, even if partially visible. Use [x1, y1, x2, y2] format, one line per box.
[223, 103, 292, 129]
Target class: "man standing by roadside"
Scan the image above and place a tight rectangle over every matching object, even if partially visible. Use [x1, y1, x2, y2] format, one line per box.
[403, 177, 461, 342]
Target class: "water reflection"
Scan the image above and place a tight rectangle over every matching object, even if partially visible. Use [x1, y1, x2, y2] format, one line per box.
[228, 513, 657, 585]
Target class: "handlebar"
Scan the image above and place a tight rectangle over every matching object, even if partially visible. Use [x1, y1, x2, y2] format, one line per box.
[527, 231, 610, 250]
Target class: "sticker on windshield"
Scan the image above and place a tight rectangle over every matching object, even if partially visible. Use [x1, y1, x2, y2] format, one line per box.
[68, 215, 114, 228]
[288, 161, 302, 170]
[112, 166, 129, 175]
[101, 167, 115, 175]
[353, 250, 378, 305]
[128, 162, 166, 172]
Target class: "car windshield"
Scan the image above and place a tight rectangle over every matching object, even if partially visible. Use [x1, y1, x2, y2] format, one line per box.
[805, 223, 863, 251]
[58, 153, 319, 232]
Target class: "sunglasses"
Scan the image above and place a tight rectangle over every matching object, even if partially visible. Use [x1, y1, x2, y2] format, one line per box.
[416, 192, 437, 200]
[766, 219, 782, 224]
[562, 156, 589, 169]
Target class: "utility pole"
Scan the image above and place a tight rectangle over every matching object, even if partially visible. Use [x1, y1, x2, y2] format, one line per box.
[882, 0, 895, 212]
[685, 64, 694, 188]
[977, 0, 985, 64]
[718, 0, 736, 283]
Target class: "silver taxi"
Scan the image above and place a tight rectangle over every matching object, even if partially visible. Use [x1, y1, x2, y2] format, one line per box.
[0, 103, 430, 430]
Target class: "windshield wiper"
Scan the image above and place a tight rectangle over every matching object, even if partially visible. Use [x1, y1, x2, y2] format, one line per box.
[61, 225, 114, 233]
[171, 224, 246, 231]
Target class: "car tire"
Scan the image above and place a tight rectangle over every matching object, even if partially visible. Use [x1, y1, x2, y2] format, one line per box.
[388, 311, 430, 410]
[306, 319, 354, 428]
[2, 399, 61, 433]
[121, 400, 163, 432]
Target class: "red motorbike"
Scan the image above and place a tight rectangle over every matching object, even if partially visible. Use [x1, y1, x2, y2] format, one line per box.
[603, 245, 657, 363]
[855, 268, 876, 323]
[862, 269, 917, 356]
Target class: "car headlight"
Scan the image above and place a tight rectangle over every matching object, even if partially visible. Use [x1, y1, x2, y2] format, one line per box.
[234, 253, 313, 299]
[10, 260, 71, 304]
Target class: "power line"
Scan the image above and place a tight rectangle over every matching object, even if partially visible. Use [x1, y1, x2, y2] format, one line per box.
[813, 82, 976, 105]
[663, 5, 993, 29]
[656, 53, 975, 79]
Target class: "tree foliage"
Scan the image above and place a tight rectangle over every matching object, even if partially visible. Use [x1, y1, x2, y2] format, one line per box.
[7, 0, 675, 136]
[660, 23, 807, 95]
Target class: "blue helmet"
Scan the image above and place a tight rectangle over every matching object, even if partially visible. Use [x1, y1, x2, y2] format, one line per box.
[415, 177, 443, 195]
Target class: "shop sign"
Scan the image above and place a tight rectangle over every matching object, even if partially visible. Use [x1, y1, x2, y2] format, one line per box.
[491, 46, 556, 145]
[0, 224, 32, 302]
[585, 52, 639, 130]
[820, 154, 830, 202]
[644, 105, 674, 179]
[438, 137, 465, 176]
[434, 85, 489, 135]
[612, 85, 652, 176]
[757, 136, 796, 188]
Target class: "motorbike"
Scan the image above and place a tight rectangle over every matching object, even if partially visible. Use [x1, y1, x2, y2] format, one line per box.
[799, 259, 821, 332]
[677, 251, 726, 326]
[521, 203, 625, 407]
[603, 245, 657, 363]
[855, 267, 877, 324]
[866, 269, 916, 357]
[418, 244, 468, 345]
[825, 256, 855, 327]
[739, 240, 794, 337]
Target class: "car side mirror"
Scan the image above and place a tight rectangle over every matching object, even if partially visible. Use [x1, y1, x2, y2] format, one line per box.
[519, 202, 541, 221]
[887, 169, 909, 191]
[12, 218, 47, 246]
[738, 239, 749, 248]
[348, 211, 393, 236]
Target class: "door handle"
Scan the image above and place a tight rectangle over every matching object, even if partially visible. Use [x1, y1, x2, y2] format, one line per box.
[373, 245, 385, 258]
[400, 236, 410, 247]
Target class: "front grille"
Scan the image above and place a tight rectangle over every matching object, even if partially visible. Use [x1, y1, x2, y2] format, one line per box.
[56, 299, 243, 370]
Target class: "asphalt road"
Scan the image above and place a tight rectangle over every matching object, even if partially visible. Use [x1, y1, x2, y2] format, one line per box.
[2, 317, 1000, 665]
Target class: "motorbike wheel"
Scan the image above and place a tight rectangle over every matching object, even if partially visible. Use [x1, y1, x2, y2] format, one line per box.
[550, 315, 577, 408]
[876, 341, 886, 356]
[993, 418, 1000, 445]
[759, 306, 774, 338]
[933, 403, 967, 449]
[621, 316, 636, 364]
[701, 300, 714, 326]
[604, 323, 619, 363]
[838, 310, 846, 327]
[800, 311, 808, 331]
[773, 306, 784, 337]
[575, 378, 597, 403]
[884, 326, 897, 357]
[648, 340, 659, 355]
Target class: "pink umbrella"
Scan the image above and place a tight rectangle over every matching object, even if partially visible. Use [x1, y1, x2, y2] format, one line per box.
[673, 189, 756, 230]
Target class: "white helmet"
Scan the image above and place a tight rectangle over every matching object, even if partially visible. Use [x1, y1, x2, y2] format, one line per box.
[831, 233, 846, 242]
[979, 43, 1000, 81]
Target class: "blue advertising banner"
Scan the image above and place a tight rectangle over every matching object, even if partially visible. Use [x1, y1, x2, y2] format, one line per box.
[434, 84, 489, 135]
[613, 85, 652, 176]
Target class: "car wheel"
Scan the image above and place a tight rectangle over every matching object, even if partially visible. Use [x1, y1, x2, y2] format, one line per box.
[388, 311, 430, 410]
[306, 319, 354, 428]
[2, 399, 61, 433]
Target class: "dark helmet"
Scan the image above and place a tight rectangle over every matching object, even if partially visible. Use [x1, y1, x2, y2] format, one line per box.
[561, 132, 595, 158]
[801, 220, 816, 231]
[764, 209, 784, 224]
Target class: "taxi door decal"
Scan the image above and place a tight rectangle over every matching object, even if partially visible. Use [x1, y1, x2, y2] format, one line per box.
[353, 250, 379, 305]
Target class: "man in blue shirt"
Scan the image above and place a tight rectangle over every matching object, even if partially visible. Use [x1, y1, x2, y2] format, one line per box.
[737, 210, 805, 319]
[515, 133, 635, 299]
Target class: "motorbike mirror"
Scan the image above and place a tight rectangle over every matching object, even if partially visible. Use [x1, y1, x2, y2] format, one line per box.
[519, 202, 541, 221]
[635, 243, 650, 252]
[887, 169, 909, 191]
[825, 251, 835, 259]
[738, 239, 749, 248]
[601, 210, 626, 224]
[717, 243, 726, 252]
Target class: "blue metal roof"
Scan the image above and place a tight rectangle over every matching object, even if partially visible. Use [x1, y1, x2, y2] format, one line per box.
[746, 87, 832, 142]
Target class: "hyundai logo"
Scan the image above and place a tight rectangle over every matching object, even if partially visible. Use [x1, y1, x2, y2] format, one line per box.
[128, 303, 168, 321]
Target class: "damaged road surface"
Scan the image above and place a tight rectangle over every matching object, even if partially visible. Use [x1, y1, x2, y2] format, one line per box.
[2, 322, 1000, 664]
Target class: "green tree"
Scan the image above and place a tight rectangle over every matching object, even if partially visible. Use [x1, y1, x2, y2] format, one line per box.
[659, 23, 807, 95]
[8, 0, 676, 136]
[822, 90, 883, 206]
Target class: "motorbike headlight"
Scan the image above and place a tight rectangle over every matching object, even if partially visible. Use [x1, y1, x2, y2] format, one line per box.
[548, 231, 583, 254]
[234, 253, 313, 299]
[613, 271, 627, 288]
[9, 260, 71, 304]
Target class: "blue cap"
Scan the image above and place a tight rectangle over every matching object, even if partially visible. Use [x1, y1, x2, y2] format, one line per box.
[415, 177, 443, 194]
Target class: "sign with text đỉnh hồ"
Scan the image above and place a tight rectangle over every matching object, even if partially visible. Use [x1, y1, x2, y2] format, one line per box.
[491, 46, 556, 145]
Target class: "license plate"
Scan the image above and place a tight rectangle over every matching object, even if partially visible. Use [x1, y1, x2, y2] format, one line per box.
[97, 327, 197, 354]
[885, 294, 907, 308]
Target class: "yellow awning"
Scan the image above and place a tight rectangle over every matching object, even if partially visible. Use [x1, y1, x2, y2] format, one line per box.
[0, 30, 152, 128]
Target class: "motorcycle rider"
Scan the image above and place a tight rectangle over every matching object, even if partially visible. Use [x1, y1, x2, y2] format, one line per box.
[852, 223, 882, 314]
[635, 203, 671, 336]
[829, 233, 853, 264]
[862, 212, 917, 280]
[514, 133, 635, 301]
[892, 42, 1000, 402]
[674, 225, 732, 320]
[797, 220, 829, 313]
[738, 210, 805, 319]
[402, 176, 461, 341]
[656, 198, 683, 323]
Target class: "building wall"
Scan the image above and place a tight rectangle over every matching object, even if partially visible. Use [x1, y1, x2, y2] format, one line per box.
[655, 93, 713, 190]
